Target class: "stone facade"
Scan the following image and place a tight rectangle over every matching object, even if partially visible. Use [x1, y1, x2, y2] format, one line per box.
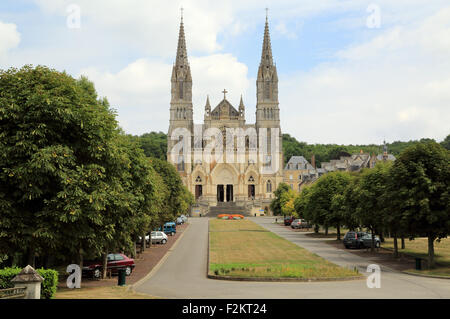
[283, 145, 396, 192]
[167, 15, 283, 215]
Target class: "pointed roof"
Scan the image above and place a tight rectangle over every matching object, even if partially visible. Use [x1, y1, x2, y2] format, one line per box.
[205, 95, 211, 110]
[260, 12, 274, 67]
[210, 99, 240, 120]
[175, 15, 189, 68]
[239, 95, 245, 109]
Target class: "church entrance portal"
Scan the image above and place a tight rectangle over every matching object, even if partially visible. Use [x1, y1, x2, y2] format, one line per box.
[195, 185, 202, 200]
[226, 185, 233, 202]
[248, 185, 255, 199]
[217, 184, 233, 202]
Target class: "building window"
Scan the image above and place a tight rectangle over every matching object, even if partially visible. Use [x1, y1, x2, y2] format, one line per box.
[248, 176, 255, 183]
[195, 176, 202, 183]
[179, 81, 183, 99]
[290, 184, 293, 190]
[177, 155, 185, 171]
[289, 174, 293, 180]
[265, 81, 270, 99]
[266, 180, 272, 193]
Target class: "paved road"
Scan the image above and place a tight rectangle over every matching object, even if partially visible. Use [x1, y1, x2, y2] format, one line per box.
[135, 217, 450, 299]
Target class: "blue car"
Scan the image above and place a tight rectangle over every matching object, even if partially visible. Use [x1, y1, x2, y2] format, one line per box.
[163, 222, 176, 236]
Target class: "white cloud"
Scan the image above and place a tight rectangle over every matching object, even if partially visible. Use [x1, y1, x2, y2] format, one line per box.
[80, 54, 250, 134]
[33, 0, 235, 56]
[8, 0, 449, 143]
[0, 21, 20, 55]
[280, 7, 450, 144]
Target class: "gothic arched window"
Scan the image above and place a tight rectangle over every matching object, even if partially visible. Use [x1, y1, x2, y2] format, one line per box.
[248, 175, 255, 183]
[265, 81, 270, 99]
[179, 81, 183, 99]
[266, 180, 272, 193]
[177, 155, 185, 171]
[195, 176, 202, 183]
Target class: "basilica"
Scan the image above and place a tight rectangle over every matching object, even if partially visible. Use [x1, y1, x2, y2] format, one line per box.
[167, 14, 283, 216]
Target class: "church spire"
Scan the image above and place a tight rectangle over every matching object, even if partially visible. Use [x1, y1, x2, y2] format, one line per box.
[239, 94, 245, 117]
[205, 95, 211, 112]
[256, 9, 279, 125]
[175, 10, 189, 69]
[260, 8, 274, 67]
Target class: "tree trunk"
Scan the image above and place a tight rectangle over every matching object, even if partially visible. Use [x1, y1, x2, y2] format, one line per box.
[401, 237, 405, 249]
[336, 224, 341, 241]
[314, 225, 319, 233]
[393, 234, 398, 258]
[78, 248, 84, 271]
[370, 228, 375, 253]
[26, 246, 36, 268]
[132, 242, 137, 259]
[325, 225, 328, 236]
[427, 235, 436, 269]
[102, 253, 108, 279]
[379, 231, 384, 243]
[141, 233, 146, 253]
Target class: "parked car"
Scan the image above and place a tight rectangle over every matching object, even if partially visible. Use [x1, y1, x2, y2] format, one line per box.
[180, 214, 188, 223]
[163, 222, 177, 236]
[360, 233, 381, 248]
[82, 253, 135, 279]
[176, 217, 184, 225]
[284, 216, 294, 226]
[291, 219, 311, 229]
[290, 219, 302, 229]
[138, 233, 150, 245]
[343, 231, 368, 249]
[151, 231, 168, 244]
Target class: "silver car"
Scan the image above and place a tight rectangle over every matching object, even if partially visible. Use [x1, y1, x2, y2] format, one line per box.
[151, 231, 168, 244]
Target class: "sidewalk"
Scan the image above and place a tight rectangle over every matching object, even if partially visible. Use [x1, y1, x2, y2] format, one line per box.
[58, 223, 189, 289]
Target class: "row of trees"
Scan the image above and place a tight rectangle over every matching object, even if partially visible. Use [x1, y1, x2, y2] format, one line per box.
[0, 66, 193, 274]
[282, 133, 450, 166]
[272, 141, 450, 268]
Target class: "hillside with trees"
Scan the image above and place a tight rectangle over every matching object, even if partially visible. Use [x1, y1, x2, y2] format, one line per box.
[130, 131, 450, 166]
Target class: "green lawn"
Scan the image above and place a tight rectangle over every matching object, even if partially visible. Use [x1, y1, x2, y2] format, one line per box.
[382, 237, 450, 277]
[209, 219, 359, 279]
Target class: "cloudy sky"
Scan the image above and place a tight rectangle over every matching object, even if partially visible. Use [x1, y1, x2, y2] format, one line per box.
[1, 0, 449, 144]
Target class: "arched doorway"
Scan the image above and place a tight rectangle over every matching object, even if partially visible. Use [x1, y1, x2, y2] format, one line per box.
[211, 164, 237, 203]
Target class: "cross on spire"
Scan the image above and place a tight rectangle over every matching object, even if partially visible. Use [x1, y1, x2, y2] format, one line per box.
[222, 89, 228, 99]
[265, 7, 269, 21]
[180, 7, 184, 22]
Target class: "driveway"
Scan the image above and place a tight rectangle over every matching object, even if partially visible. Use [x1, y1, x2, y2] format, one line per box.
[135, 217, 450, 299]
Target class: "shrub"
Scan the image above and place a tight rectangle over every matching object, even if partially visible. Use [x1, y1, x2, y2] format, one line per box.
[0, 267, 21, 289]
[0, 267, 59, 299]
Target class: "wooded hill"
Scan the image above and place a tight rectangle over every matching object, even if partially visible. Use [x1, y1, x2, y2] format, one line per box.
[130, 132, 450, 167]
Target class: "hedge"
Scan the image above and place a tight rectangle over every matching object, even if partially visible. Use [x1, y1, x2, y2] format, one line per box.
[0, 267, 58, 299]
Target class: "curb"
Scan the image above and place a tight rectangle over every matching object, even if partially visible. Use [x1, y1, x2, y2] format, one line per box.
[129, 222, 191, 292]
[402, 271, 450, 280]
[206, 274, 364, 283]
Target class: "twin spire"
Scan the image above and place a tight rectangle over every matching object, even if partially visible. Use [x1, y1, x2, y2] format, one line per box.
[173, 9, 276, 114]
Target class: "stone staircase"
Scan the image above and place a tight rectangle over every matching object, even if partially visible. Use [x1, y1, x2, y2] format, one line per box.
[206, 202, 248, 217]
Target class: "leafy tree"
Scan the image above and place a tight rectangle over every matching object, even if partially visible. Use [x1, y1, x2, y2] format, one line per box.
[389, 141, 450, 267]
[0, 66, 122, 267]
[441, 134, 450, 150]
[280, 188, 296, 217]
[148, 158, 187, 224]
[306, 172, 353, 239]
[352, 163, 391, 251]
[132, 132, 167, 159]
[270, 183, 291, 216]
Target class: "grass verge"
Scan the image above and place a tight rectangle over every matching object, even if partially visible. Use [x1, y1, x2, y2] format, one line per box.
[382, 237, 450, 277]
[209, 219, 359, 279]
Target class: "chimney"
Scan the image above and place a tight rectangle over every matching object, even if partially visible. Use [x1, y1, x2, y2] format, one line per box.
[311, 154, 316, 168]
